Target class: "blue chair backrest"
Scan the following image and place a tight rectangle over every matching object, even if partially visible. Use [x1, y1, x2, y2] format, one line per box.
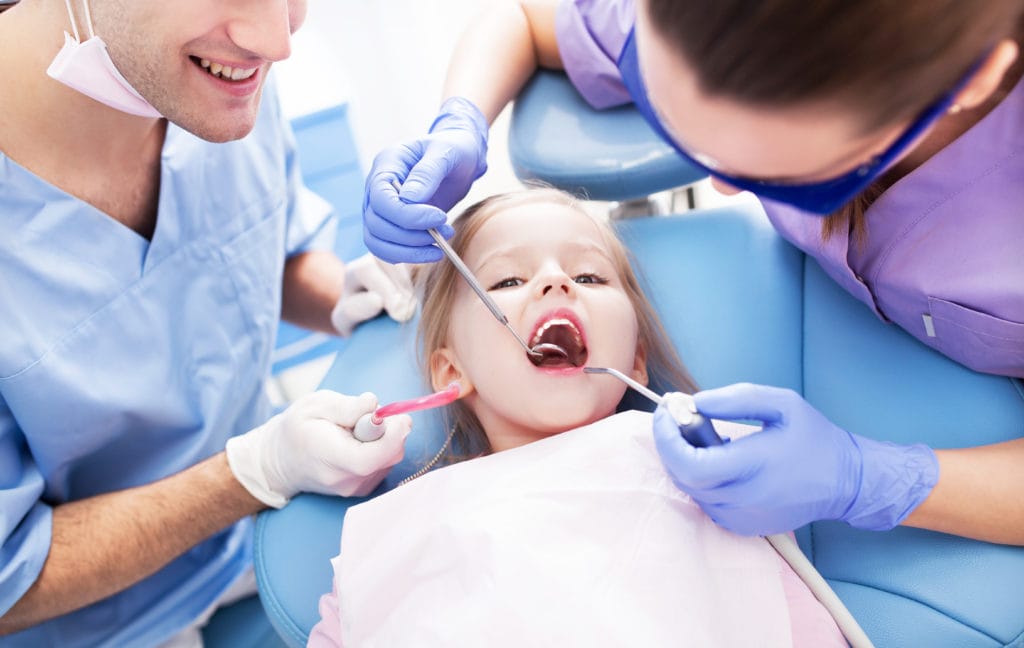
[800, 254, 1024, 647]
[272, 105, 367, 374]
[509, 70, 707, 200]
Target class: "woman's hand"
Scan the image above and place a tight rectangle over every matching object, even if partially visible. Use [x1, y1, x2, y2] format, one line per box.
[363, 97, 489, 264]
[653, 383, 939, 536]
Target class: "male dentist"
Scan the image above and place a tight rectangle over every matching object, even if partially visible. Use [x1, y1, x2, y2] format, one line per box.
[0, 1, 412, 645]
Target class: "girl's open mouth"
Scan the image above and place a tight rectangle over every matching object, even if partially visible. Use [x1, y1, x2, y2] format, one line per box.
[528, 311, 588, 368]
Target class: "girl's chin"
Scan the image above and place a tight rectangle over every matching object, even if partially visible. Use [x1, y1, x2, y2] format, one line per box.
[527, 406, 615, 436]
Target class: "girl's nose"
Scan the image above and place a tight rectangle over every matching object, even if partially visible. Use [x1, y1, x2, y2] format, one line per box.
[537, 268, 575, 298]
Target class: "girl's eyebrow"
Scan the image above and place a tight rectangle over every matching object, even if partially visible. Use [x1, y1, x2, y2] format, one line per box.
[475, 241, 615, 273]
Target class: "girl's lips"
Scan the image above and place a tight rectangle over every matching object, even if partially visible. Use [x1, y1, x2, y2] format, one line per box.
[534, 365, 586, 376]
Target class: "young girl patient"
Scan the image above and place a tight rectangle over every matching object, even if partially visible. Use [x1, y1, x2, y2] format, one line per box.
[309, 189, 845, 647]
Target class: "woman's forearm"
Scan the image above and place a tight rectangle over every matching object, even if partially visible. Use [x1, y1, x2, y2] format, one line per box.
[281, 250, 346, 334]
[442, 0, 561, 123]
[902, 438, 1024, 545]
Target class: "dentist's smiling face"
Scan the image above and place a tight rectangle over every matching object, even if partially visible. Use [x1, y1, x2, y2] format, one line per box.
[434, 202, 646, 452]
[89, 0, 308, 142]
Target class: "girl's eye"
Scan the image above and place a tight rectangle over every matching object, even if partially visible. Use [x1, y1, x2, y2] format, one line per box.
[489, 277, 524, 290]
[574, 273, 608, 285]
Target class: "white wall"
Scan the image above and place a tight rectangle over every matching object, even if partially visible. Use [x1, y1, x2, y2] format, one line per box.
[277, 0, 522, 208]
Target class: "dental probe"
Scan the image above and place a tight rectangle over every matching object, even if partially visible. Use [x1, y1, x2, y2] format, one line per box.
[583, 367, 722, 448]
[388, 178, 540, 359]
[425, 228, 540, 359]
[583, 365, 874, 648]
[583, 366, 662, 405]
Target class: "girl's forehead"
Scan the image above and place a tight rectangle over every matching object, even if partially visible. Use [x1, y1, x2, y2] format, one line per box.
[468, 202, 610, 255]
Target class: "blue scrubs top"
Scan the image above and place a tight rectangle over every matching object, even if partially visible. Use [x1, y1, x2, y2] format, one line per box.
[0, 80, 335, 647]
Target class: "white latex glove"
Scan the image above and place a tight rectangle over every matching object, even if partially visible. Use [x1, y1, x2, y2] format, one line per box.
[225, 391, 412, 508]
[331, 253, 417, 336]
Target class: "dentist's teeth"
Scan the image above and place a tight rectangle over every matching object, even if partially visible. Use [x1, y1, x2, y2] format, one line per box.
[196, 57, 257, 81]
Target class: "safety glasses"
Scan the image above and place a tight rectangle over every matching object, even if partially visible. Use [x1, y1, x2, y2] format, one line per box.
[618, 28, 981, 214]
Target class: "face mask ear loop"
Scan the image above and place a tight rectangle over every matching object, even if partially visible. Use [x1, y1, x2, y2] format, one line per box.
[62, 0, 96, 42]
[79, 0, 95, 39]
[62, 0, 81, 42]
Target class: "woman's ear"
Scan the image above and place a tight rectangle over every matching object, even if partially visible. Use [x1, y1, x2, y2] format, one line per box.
[429, 347, 474, 396]
[631, 342, 649, 386]
[953, 38, 1019, 111]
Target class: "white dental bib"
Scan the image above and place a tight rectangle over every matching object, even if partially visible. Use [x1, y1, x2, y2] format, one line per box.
[332, 411, 794, 646]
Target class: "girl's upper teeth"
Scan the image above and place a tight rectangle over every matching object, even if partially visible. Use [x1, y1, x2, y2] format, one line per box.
[530, 318, 579, 346]
[198, 58, 256, 81]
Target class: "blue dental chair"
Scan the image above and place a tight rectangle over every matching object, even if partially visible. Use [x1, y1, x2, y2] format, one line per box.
[253, 74, 1024, 647]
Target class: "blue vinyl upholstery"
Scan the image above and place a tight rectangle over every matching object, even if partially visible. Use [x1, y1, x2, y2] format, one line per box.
[202, 594, 286, 648]
[272, 105, 367, 374]
[509, 70, 706, 200]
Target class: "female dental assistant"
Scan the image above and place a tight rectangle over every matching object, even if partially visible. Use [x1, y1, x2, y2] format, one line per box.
[362, 0, 1024, 545]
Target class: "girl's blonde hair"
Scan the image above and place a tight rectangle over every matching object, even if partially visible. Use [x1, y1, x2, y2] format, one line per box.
[416, 188, 698, 461]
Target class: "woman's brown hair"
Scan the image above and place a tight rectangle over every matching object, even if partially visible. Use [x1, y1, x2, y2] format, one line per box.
[415, 188, 698, 462]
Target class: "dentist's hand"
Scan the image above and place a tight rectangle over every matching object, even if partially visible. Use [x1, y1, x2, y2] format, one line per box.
[226, 391, 412, 508]
[363, 97, 489, 264]
[331, 253, 417, 336]
[652, 383, 939, 536]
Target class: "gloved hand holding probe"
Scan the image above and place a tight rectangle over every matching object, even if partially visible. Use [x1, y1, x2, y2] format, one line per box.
[652, 383, 940, 536]
[363, 97, 489, 263]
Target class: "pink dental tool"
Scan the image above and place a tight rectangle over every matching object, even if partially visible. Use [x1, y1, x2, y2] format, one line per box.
[352, 382, 462, 442]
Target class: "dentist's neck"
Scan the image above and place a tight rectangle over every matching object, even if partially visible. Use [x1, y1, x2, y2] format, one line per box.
[0, 0, 166, 171]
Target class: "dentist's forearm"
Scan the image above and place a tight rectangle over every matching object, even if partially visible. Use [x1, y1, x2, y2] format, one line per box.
[281, 250, 346, 335]
[442, 0, 561, 123]
[0, 453, 263, 635]
[902, 438, 1024, 545]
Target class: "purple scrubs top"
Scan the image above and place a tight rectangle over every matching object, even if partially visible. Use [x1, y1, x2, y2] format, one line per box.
[556, 0, 1024, 377]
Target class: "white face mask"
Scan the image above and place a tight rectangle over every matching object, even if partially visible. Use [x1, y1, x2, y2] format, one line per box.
[45, 0, 161, 118]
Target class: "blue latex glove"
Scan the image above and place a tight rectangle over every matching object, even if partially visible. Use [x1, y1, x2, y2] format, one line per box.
[652, 383, 939, 536]
[363, 96, 489, 263]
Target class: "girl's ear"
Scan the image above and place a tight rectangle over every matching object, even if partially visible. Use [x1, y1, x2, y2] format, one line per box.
[430, 347, 475, 397]
[631, 341, 649, 386]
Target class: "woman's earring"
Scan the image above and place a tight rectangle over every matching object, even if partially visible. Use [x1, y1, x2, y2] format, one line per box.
[948, 103, 963, 115]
